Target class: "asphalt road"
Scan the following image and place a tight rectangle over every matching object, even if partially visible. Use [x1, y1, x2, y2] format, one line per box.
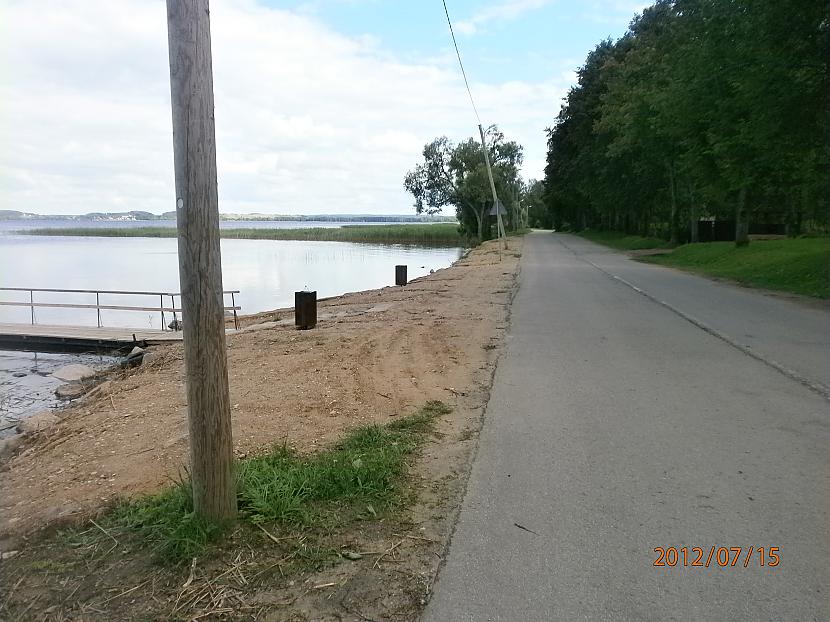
[424, 232, 830, 621]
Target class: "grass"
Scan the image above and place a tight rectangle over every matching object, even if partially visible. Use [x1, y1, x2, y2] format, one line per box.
[641, 238, 830, 298]
[109, 401, 452, 563]
[576, 229, 671, 250]
[22, 224, 465, 246]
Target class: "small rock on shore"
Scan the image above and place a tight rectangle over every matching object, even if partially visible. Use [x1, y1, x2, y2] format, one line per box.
[17, 411, 60, 434]
[51, 364, 96, 382]
[55, 383, 87, 401]
[0, 434, 23, 462]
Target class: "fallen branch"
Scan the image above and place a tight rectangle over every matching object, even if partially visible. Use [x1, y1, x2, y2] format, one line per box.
[100, 579, 150, 605]
[182, 558, 198, 590]
[513, 522, 539, 536]
[257, 523, 302, 544]
[373, 540, 404, 568]
[190, 607, 234, 620]
[89, 518, 120, 557]
[393, 533, 439, 544]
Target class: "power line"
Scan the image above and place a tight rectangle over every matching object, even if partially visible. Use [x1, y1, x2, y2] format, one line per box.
[441, 0, 508, 250]
[441, 0, 482, 126]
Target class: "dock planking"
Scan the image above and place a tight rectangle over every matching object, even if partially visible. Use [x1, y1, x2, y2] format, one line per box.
[0, 323, 183, 353]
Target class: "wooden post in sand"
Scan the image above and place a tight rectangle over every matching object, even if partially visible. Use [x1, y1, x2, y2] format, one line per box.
[166, 0, 236, 522]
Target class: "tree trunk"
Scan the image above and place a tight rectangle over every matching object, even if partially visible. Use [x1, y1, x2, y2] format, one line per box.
[791, 186, 806, 237]
[735, 185, 749, 247]
[166, 0, 237, 522]
[473, 204, 484, 242]
[689, 187, 699, 243]
[667, 161, 679, 245]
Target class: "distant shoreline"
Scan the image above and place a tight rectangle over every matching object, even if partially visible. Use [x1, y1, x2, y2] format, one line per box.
[19, 223, 466, 247]
[0, 210, 456, 224]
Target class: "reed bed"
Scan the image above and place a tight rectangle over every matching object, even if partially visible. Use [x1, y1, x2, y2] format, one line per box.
[22, 223, 465, 246]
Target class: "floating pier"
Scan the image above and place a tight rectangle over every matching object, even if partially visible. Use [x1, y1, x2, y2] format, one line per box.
[0, 287, 240, 353]
[0, 323, 183, 353]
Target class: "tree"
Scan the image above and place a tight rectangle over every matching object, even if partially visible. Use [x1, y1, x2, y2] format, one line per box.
[404, 126, 523, 243]
[543, 0, 829, 241]
[522, 179, 550, 229]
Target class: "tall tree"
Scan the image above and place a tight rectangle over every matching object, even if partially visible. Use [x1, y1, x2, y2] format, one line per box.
[543, 0, 829, 241]
[404, 126, 523, 242]
[523, 179, 551, 229]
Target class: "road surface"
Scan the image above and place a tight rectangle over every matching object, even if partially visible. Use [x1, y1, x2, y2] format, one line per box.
[424, 232, 829, 621]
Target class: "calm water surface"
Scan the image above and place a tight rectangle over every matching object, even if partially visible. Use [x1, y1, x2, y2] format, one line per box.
[0, 350, 116, 436]
[0, 221, 462, 327]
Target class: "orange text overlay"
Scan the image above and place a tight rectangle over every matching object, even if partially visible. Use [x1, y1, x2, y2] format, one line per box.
[653, 547, 780, 568]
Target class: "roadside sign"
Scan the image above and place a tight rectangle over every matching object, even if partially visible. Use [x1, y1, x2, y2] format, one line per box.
[489, 200, 507, 216]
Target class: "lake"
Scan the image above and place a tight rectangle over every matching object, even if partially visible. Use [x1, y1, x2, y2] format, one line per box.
[0, 219, 462, 426]
[0, 220, 463, 328]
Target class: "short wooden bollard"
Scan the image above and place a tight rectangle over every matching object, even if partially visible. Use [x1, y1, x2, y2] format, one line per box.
[295, 291, 317, 330]
[395, 265, 407, 286]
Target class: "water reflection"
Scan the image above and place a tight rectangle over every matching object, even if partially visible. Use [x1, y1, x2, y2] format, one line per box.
[0, 235, 462, 328]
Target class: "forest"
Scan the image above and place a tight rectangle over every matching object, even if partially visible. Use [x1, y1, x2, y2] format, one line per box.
[542, 0, 829, 244]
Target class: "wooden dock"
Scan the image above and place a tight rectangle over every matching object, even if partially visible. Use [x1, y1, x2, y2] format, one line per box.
[0, 323, 183, 353]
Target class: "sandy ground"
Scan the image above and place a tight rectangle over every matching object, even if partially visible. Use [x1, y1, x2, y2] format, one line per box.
[0, 240, 521, 550]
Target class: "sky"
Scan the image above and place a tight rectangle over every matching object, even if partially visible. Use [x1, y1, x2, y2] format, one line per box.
[0, 0, 644, 216]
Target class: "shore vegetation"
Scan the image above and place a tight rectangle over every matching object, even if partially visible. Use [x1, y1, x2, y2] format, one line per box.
[106, 401, 450, 563]
[22, 224, 465, 246]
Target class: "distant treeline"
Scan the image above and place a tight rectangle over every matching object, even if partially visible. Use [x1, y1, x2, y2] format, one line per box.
[0, 209, 456, 223]
[543, 0, 829, 242]
[22, 224, 465, 246]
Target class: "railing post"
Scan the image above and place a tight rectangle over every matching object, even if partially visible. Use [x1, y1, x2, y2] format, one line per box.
[231, 292, 238, 329]
[30, 290, 34, 325]
[96, 292, 101, 327]
[160, 294, 165, 330]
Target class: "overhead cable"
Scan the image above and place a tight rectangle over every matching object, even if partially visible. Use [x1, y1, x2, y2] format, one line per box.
[441, 0, 482, 126]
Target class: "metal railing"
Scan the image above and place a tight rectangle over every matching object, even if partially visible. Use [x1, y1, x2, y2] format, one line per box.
[0, 287, 241, 330]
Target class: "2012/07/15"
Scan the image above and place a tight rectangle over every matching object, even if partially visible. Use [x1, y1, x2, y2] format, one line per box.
[653, 546, 780, 568]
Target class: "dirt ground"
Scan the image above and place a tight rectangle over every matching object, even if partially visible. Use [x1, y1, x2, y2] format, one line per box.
[0, 238, 522, 621]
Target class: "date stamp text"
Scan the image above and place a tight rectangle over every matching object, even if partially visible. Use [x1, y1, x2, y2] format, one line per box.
[653, 546, 780, 568]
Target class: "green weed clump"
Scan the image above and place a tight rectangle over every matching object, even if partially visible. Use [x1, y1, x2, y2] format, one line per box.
[112, 481, 223, 563]
[111, 401, 452, 563]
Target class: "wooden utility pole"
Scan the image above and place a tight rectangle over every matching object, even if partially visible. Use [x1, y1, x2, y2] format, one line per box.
[478, 124, 508, 250]
[166, 0, 237, 521]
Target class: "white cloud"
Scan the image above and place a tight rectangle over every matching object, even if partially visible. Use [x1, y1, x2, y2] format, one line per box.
[455, 0, 552, 36]
[0, 0, 567, 215]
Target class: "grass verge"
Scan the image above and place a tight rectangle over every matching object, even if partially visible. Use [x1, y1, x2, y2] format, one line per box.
[21, 224, 465, 246]
[109, 401, 452, 563]
[576, 229, 671, 250]
[641, 238, 830, 298]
